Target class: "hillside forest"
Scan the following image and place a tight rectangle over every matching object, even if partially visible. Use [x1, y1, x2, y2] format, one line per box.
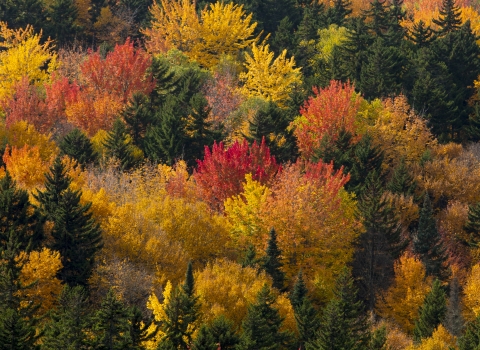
[3, 0, 480, 348]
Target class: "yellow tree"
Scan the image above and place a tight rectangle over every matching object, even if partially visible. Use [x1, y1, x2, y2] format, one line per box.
[464, 263, 480, 319]
[377, 253, 432, 333]
[239, 44, 302, 105]
[405, 325, 457, 350]
[191, 2, 258, 67]
[0, 22, 57, 101]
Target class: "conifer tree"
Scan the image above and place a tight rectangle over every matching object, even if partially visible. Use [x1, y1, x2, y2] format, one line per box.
[413, 194, 450, 281]
[271, 17, 296, 55]
[409, 20, 435, 48]
[444, 276, 464, 337]
[413, 278, 447, 341]
[45, 0, 79, 45]
[42, 286, 90, 350]
[238, 284, 291, 350]
[122, 93, 154, 149]
[386, 158, 417, 197]
[353, 170, 405, 311]
[432, 0, 462, 35]
[0, 308, 38, 350]
[104, 118, 138, 170]
[92, 289, 133, 349]
[290, 271, 320, 350]
[295, 1, 326, 43]
[261, 228, 285, 291]
[59, 128, 98, 170]
[192, 315, 239, 350]
[129, 306, 156, 349]
[465, 202, 480, 247]
[325, 0, 352, 26]
[149, 56, 178, 106]
[306, 268, 370, 350]
[459, 315, 480, 350]
[241, 245, 258, 268]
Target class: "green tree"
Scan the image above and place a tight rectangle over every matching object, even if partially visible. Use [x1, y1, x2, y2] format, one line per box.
[237, 284, 291, 350]
[459, 315, 480, 350]
[432, 0, 462, 36]
[59, 128, 98, 170]
[261, 228, 285, 291]
[192, 315, 239, 350]
[306, 268, 370, 350]
[386, 158, 417, 197]
[104, 118, 138, 170]
[413, 278, 447, 341]
[0, 308, 38, 350]
[122, 93, 154, 149]
[413, 194, 450, 281]
[45, 0, 79, 46]
[465, 202, 480, 247]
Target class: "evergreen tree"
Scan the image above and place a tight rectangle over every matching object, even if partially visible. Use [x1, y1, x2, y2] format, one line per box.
[271, 17, 296, 55]
[104, 118, 138, 170]
[306, 268, 370, 350]
[149, 56, 178, 106]
[409, 20, 435, 48]
[92, 289, 132, 350]
[413, 194, 450, 281]
[325, 0, 352, 26]
[413, 278, 447, 341]
[0, 308, 38, 350]
[295, 1, 326, 43]
[386, 158, 417, 197]
[364, 0, 390, 37]
[122, 93, 154, 149]
[432, 0, 462, 36]
[353, 170, 405, 311]
[444, 276, 465, 337]
[465, 201, 480, 247]
[261, 228, 285, 291]
[369, 326, 387, 350]
[238, 284, 291, 350]
[459, 315, 480, 350]
[0, 0, 47, 31]
[42, 286, 90, 350]
[45, 0, 79, 46]
[160, 262, 200, 348]
[290, 271, 320, 350]
[59, 128, 98, 170]
[192, 315, 239, 350]
[129, 306, 156, 349]
[241, 245, 258, 269]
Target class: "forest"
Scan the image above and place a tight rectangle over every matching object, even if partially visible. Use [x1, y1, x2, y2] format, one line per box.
[2, 0, 480, 348]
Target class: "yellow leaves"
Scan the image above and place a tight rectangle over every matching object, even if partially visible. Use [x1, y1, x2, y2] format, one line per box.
[377, 253, 432, 333]
[0, 22, 57, 101]
[368, 95, 437, 167]
[406, 325, 457, 350]
[192, 2, 258, 67]
[144, 281, 173, 348]
[19, 248, 63, 316]
[312, 24, 348, 63]
[464, 263, 480, 319]
[224, 174, 270, 249]
[239, 44, 302, 105]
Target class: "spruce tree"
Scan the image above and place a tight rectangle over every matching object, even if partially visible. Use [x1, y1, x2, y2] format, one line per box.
[129, 306, 156, 349]
[432, 0, 462, 35]
[271, 17, 296, 55]
[413, 194, 450, 281]
[409, 20, 435, 48]
[59, 128, 98, 170]
[104, 118, 138, 170]
[459, 315, 480, 350]
[192, 315, 239, 350]
[92, 289, 133, 349]
[261, 228, 285, 291]
[241, 245, 258, 268]
[42, 286, 90, 350]
[238, 284, 292, 350]
[45, 0, 79, 45]
[325, 0, 352, 26]
[290, 271, 320, 350]
[386, 158, 417, 197]
[444, 276, 465, 337]
[0, 308, 38, 350]
[465, 201, 480, 247]
[306, 268, 370, 350]
[413, 278, 447, 341]
[353, 170, 405, 312]
[122, 93, 154, 149]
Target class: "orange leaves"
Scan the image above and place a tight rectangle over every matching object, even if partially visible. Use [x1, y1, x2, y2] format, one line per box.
[292, 80, 363, 159]
[65, 39, 154, 135]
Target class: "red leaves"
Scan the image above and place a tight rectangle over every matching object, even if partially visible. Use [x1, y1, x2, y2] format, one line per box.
[293, 80, 362, 158]
[194, 138, 280, 211]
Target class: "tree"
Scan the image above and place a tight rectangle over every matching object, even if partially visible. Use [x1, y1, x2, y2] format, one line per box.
[45, 0, 79, 45]
[59, 128, 98, 170]
[465, 201, 480, 247]
[432, 0, 462, 35]
[0, 308, 38, 350]
[192, 315, 239, 350]
[92, 288, 132, 349]
[239, 43, 302, 105]
[444, 276, 464, 337]
[42, 286, 90, 350]
[413, 194, 450, 281]
[260, 228, 285, 291]
[352, 170, 405, 311]
[413, 278, 447, 341]
[459, 315, 480, 350]
[237, 284, 291, 350]
[122, 92, 154, 148]
[290, 271, 320, 350]
[387, 158, 417, 197]
[306, 268, 370, 350]
[103, 118, 138, 170]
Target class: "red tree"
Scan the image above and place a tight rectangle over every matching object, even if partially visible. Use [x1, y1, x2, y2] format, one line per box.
[194, 138, 281, 211]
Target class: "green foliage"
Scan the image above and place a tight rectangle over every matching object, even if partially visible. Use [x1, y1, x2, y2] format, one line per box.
[122, 93, 154, 149]
[413, 278, 447, 341]
[260, 228, 285, 291]
[104, 118, 139, 170]
[413, 194, 450, 281]
[465, 202, 480, 247]
[0, 308, 38, 350]
[59, 128, 98, 170]
[45, 0, 79, 46]
[238, 284, 292, 350]
[241, 245, 258, 269]
[459, 314, 480, 350]
[387, 158, 417, 197]
[192, 315, 239, 350]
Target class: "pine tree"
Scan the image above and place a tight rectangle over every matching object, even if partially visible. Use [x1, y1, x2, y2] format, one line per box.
[353, 170, 405, 312]
[306, 268, 370, 350]
[444, 276, 464, 337]
[122, 93, 154, 149]
[59, 128, 98, 170]
[271, 17, 296, 55]
[413, 278, 447, 341]
[459, 315, 480, 350]
[241, 245, 258, 268]
[409, 20, 435, 48]
[290, 271, 320, 350]
[0, 308, 38, 350]
[149, 56, 178, 106]
[386, 158, 417, 197]
[413, 194, 450, 281]
[104, 118, 138, 170]
[261, 228, 285, 291]
[325, 0, 352, 26]
[160, 262, 200, 348]
[192, 315, 239, 350]
[45, 0, 79, 46]
[129, 306, 156, 349]
[42, 285, 90, 350]
[238, 284, 292, 350]
[432, 0, 462, 35]
[465, 202, 480, 247]
[92, 289, 132, 350]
